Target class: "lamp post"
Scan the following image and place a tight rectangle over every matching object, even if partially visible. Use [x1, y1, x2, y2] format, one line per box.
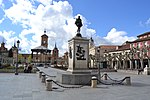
[97, 47, 101, 80]
[15, 40, 20, 75]
[44, 49, 48, 68]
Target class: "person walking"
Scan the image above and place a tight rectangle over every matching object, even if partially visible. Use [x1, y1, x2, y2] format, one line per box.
[24, 63, 28, 73]
[27, 64, 33, 73]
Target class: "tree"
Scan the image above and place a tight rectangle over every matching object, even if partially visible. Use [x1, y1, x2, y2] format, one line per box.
[18, 54, 23, 64]
[27, 55, 32, 63]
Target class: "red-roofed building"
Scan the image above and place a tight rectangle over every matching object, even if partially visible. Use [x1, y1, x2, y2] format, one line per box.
[130, 32, 150, 69]
[103, 41, 131, 69]
[103, 32, 150, 70]
[89, 37, 118, 68]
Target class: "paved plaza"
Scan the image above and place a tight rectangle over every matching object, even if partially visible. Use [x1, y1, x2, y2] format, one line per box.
[0, 67, 150, 100]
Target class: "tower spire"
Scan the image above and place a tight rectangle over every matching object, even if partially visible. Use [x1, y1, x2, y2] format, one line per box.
[13, 40, 16, 48]
[1, 38, 5, 48]
[2, 37, 5, 43]
[54, 42, 57, 49]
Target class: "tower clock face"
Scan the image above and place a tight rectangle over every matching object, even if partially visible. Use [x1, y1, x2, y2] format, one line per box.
[43, 41, 46, 44]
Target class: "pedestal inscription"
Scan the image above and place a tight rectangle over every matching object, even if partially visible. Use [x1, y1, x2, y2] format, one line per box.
[76, 44, 86, 60]
[67, 37, 90, 73]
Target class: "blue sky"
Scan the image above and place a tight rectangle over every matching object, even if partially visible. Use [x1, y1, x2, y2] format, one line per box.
[66, 0, 150, 36]
[0, 0, 150, 55]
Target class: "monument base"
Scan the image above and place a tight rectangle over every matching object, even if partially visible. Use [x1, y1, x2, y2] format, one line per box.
[56, 71, 97, 85]
[67, 69, 91, 74]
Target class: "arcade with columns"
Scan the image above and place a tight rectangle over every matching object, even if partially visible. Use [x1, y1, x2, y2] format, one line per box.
[31, 30, 51, 65]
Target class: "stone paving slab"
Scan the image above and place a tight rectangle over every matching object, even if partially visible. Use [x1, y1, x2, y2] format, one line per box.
[0, 68, 150, 100]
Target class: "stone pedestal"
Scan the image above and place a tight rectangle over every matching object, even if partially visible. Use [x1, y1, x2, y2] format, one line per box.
[144, 66, 150, 75]
[67, 36, 90, 73]
[57, 36, 97, 85]
[57, 72, 96, 85]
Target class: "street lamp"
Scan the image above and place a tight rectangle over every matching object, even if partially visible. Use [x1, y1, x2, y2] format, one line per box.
[44, 49, 48, 68]
[15, 40, 20, 75]
[97, 47, 101, 80]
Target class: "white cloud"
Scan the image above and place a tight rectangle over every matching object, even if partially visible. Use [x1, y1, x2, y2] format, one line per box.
[0, 0, 2, 5]
[1, 0, 138, 56]
[139, 18, 150, 27]
[0, 30, 17, 49]
[37, 0, 52, 6]
[103, 28, 136, 45]
[3, 0, 96, 56]
[93, 36, 111, 46]
[4, 0, 35, 24]
[0, 17, 4, 24]
[89, 28, 137, 46]
[145, 18, 150, 26]
[0, 0, 5, 9]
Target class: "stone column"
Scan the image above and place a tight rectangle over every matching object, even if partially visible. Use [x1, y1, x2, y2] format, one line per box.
[31, 51, 33, 58]
[92, 59, 94, 68]
[123, 60, 125, 69]
[111, 61, 113, 69]
[130, 60, 133, 69]
[117, 60, 120, 69]
[140, 59, 144, 69]
[148, 59, 150, 68]
[36, 52, 38, 63]
[135, 60, 138, 69]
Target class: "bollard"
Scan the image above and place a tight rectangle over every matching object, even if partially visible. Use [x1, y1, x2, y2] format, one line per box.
[39, 71, 43, 78]
[46, 78, 52, 91]
[125, 76, 131, 85]
[44, 65, 48, 68]
[45, 76, 49, 85]
[91, 76, 97, 88]
[41, 73, 46, 83]
[103, 73, 107, 80]
[32, 67, 37, 73]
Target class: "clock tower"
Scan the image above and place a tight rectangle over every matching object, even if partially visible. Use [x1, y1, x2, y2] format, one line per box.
[41, 30, 48, 48]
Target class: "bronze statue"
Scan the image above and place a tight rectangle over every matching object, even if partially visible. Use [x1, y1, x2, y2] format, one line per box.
[75, 16, 83, 33]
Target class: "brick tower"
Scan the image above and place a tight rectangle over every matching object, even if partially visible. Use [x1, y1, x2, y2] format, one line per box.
[41, 30, 48, 48]
[52, 43, 59, 65]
